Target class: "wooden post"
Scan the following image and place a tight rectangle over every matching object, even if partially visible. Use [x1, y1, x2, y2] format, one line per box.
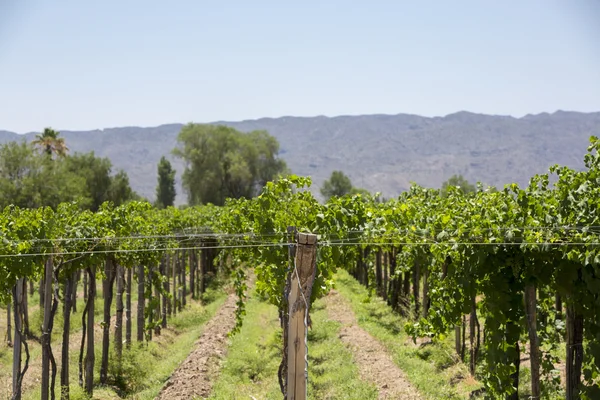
[524, 284, 540, 399]
[41, 257, 53, 400]
[181, 250, 187, 307]
[22, 278, 29, 338]
[61, 274, 73, 399]
[115, 264, 124, 362]
[7, 300, 11, 347]
[455, 324, 461, 357]
[72, 270, 79, 313]
[137, 265, 145, 342]
[126, 267, 133, 346]
[166, 254, 172, 316]
[286, 232, 317, 400]
[382, 251, 388, 302]
[375, 249, 383, 297]
[84, 266, 96, 396]
[173, 253, 179, 313]
[161, 258, 168, 329]
[83, 270, 88, 301]
[189, 251, 195, 300]
[12, 279, 23, 400]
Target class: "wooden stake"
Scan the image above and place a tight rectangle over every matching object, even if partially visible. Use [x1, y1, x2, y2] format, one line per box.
[286, 232, 317, 400]
[41, 257, 53, 400]
[7, 301, 11, 347]
[524, 284, 540, 399]
[12, 279, 23, 400]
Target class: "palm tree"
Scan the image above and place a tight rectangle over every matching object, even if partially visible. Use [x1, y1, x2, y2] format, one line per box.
[32, 127, 69, 158]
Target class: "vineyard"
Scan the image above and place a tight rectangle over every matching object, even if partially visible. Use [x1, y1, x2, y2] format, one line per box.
[3, 137, 600, 399]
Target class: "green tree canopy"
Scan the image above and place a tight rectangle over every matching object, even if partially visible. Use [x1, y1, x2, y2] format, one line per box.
[109, 170, 138, 205]
[63, 152, 113, 210]
[440, 174, 476, 196]
[320, 170, 354, 199]
[0, 141, 138, 210]
[173, 124, 287, 205]
[0, 141, 85, 208]
[155, 156, 176, 208]
[64, 151, 139, 210]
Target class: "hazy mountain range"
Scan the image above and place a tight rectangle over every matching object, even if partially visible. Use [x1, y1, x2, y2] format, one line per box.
[1, 110, 599, 204]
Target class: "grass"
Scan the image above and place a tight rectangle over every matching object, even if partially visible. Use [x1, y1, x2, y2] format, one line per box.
[306, 299, 378, 399]
[334, 269, 482, 400]
[207, 292, 281, 400]
[208, 291, 378, 400]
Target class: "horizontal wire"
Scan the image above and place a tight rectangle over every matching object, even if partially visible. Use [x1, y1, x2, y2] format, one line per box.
[2, 225, 598, 245]
[0, 242, 294, 259]
[0, 232, 272, 243]
[323, 242, 596, 247]
[2, 239, 600, 259]
[0, 234, 290, 248]
[350, 225, 600, 233]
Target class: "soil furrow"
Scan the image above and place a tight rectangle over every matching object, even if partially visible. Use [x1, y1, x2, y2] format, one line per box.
[155, 290, 237, 400]
[324, 289, 423, 400]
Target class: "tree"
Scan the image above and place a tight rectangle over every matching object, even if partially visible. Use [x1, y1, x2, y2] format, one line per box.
[173, 124, 287, 206]
[440, 174, 476, 196]
[63, 152, 113, 211]
[0, 141, 86, 209]
[64, 152, 138, 210]
[155, 156, 176, 208]
[31, 127, 68, 158]
[0, 141, 41, 207]
[247, 130, 289, 190]
[0, 144, 138, 210]
[320, 170, 353, 199]
[33, 156, 88, 209]
[108, 170, 138, 205]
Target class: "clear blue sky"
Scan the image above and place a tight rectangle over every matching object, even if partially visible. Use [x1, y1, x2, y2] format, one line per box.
[1, 0, 598, 133]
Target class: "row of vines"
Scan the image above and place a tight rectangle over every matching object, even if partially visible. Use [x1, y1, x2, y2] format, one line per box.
[4, 137, 600, 399]
[223, 136, 600, 400]
[1, 202, 222, 400]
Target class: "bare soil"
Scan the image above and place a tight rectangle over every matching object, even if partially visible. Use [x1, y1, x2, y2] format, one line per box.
[155, 290, 238, 400]
[324, 290, 423, 400]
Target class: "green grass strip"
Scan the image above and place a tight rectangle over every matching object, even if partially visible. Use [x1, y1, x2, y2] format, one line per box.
[209, 291, 378, 400]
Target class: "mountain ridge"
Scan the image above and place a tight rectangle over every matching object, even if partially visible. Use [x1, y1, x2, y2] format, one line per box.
[2, 110, 599, 204]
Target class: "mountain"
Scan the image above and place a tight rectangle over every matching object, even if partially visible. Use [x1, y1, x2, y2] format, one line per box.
[2, 110, 599, 203]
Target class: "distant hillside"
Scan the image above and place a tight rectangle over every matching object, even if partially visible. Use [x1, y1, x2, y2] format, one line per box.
[2, 111, 599, 203]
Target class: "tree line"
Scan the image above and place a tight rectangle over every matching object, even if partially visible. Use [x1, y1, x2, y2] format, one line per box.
[1, 125, 480, 210]
[0, 128, 138, 211]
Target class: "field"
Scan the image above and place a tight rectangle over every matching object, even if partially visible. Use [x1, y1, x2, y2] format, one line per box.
[4, 138, 600, 399]
[1, 268, 489, 400]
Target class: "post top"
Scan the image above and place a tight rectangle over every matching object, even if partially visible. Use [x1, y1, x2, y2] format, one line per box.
[297, 232, 317, 245]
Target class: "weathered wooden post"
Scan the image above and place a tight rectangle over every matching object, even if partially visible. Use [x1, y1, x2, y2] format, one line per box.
[41, 256, 53, 400]
[12, 278, 24, 400]
[285, 232, 317, 400]
[6, 300, 11, 347]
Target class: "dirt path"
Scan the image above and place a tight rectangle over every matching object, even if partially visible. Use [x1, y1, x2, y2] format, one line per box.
[155, 290, 238, 400]
[324, 290, 423, 400]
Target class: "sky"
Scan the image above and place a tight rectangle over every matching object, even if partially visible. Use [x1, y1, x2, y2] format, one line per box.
[0, 0, 599, 133]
